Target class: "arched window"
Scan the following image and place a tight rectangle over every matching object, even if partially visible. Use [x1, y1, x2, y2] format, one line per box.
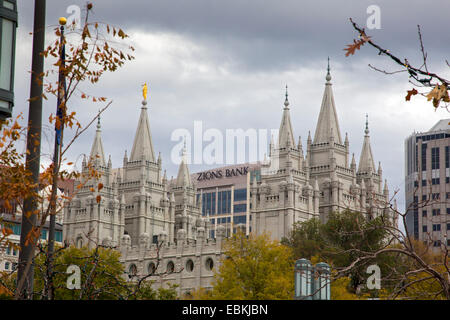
[167, 261, 175, 274]
[148, 262, 156, 275]
[76, 237, 83, 248]
[186, 259, 194, 273]
[205, 258, 214, 271]
[129, 264, 137, 276]
[5, 262, 10, 270]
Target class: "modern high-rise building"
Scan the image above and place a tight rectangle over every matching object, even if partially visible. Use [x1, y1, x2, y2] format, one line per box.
[405, 119, 450, 249]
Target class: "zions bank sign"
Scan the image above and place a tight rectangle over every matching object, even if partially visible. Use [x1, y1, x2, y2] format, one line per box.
[197, 167, 249, 181]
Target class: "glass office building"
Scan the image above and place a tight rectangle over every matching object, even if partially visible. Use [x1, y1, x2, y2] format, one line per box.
[193, 163, 261, 238]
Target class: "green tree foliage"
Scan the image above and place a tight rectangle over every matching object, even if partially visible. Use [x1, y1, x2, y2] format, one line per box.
[281, 218, 324, 261]
[283, 210, 391, 294]
[207, 232, 294, 300]
[33, 245, 177, 300]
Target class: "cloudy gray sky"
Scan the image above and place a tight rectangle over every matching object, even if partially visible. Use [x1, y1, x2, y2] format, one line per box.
[13, 0, 450, 216]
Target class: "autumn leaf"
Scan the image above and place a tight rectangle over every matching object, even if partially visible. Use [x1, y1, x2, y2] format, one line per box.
[426, 84, 449, 109]
[118, 29, 126, 39]
[98, 183, 104, 191]
[96, 195, 101, 203]
[405, 88, 418, 101]
[344, 36, 371, 57]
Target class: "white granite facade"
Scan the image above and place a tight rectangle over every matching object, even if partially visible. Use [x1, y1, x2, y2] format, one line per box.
[63, 66, 397, 294]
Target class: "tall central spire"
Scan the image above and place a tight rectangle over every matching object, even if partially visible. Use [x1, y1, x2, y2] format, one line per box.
[130, 99, 156, 162]
[90, 115, 106, 167]
[278, 85, 295, 148]
[313, 59, 342, 145]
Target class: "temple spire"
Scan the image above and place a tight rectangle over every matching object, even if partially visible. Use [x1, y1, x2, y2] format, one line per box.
[278, 85, 295, 148]
[326, 56, 331, 82]
[284, 85, 289, 107]
[358, 114, 376, 173]
[176, 139, 192, 188]
[89, 115, 106, 167]
[365, 113, 369, 135]
[130, 99, 156, 162]
[313, 58, 342, 144]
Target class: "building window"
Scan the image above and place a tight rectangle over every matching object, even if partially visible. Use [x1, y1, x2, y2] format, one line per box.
[431, 178, 440, 185]
[233, 215, 247, 224]
[422, 210, 427, 217]
[413, 209, 419, 239]
[129, 264, 137, 276]
[217, 190, 232, 215]
[421, 180, 427, 187]
[447, 223, 450, 231]
[185, 259, 194, 273]
[422, 195, 427, 202]
[233, 203, 247, 213]
[167, 261, 175, 274]
[203, 192, 217, 216]
[205, 258, 214, 271]
[433, 240, 441, 247]
[421, 144, 427, 171]
[5, 262, 9, 270]
[432, 224, 441, 232]
[447, 208, 450, 214]
[219, 217, 231, 224]
[445, 146, 449, 168]
[431, 147, 440, 170]
[148, 262, 156, 275]
[422, 225, 427, 232]
[234, 189, 247, 202]
[432, 193, 440, 200]
[432, 209, 440, 216]
[55, 231, 62, 242]
[76, 237, 83, 248]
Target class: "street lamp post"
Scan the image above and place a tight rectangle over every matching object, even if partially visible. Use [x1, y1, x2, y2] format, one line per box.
[313, 262, 331, 300]
[0, 0, 18, 120]
[294, 258, 313, 300]
[294, 259, 331, 300]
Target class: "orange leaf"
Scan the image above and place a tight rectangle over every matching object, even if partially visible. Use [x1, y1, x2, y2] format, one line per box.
[405, 88, 418, 101]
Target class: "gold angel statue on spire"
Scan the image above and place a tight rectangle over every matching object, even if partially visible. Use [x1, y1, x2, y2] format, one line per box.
[142, 82, 148, 101]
